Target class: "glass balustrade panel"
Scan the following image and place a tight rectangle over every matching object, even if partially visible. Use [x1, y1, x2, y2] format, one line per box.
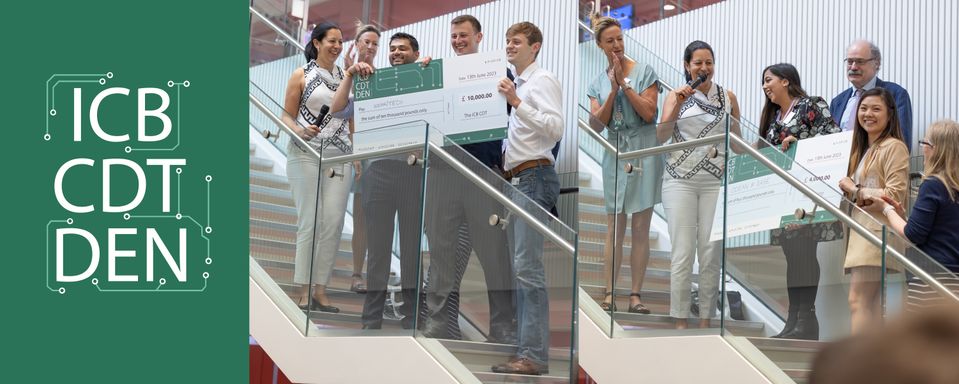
[419, 126, 578, 381]
[881, 215, 959, 321]
[299, 120, 432, 337]
[248, 86, 322, 334]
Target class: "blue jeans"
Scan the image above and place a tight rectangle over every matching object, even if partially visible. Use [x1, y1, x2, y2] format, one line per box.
[506, 164, 559, 365]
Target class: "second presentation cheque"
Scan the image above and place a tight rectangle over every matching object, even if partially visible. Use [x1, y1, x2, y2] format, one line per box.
[709, 131, 853, 241]
[353, 50, 509, 153]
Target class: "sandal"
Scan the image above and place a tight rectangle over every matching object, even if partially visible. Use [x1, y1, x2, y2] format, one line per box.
[350, 273, 368, 293]
[599, 291, 617, 312]
[628, 293, 651, 314]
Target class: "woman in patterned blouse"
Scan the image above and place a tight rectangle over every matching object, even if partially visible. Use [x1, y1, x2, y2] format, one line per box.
[758, 63, 842, 340]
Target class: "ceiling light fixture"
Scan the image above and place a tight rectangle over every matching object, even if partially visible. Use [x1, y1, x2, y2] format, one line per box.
[664, 4, 676, 11]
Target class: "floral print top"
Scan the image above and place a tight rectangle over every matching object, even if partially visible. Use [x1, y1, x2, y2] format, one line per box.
[766, 96, 844, 244]
[764, 96, 841, 144]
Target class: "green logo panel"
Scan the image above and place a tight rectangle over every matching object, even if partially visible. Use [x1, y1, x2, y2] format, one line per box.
[354, 59, 444, 101]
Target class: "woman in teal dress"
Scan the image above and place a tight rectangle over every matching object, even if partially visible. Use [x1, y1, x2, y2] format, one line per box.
[587, 16, 663, 314]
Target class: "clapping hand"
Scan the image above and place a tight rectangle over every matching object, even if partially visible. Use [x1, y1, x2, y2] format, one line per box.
[605, 49, 624, 87]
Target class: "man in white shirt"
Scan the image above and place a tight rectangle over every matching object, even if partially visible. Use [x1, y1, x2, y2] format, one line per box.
[490, 21, 563, 376]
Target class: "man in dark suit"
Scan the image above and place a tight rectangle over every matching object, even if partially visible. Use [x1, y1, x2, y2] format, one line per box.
[830, 40, 914, 151]
[421, 14, 517, 344]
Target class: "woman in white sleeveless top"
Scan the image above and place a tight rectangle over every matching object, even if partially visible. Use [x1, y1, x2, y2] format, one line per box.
[281, 23, 352, 313]
[658, 41, 742, 329]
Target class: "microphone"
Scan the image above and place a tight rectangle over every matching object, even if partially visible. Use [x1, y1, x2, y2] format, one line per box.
[316, 105, 330, 125]
[688, 72, 708, 89]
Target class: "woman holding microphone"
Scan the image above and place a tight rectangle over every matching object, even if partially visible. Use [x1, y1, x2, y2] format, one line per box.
[282, 22, 353, 313]
[658, 41, 742, 329]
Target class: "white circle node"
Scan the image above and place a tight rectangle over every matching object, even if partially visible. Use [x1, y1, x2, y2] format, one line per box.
[167, 80, 175, 87]
[202, 272, 210, 279]
[205, 227, 212, 234]
[67, 218, 74, 225]
[107, 72, 114, 78]
[175, 213, 182, 220]
[92, 278, 99, 285]
[204, 175, 213, 182]
[124, 146, 132, 153]
[159, 278, 167, 285]
[99, 78, 106, 85]
[205, 258, 212, 265]
[175, 168, 182, 174]
[44, 134, 51, 141]
[49, 109, 57, 116]
[183, 80, 191, 87]
[123, 213, 131, 220]
[58, 287, 66, 294]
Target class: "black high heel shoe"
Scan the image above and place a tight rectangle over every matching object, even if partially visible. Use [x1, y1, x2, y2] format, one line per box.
[298, 297, 340, 313]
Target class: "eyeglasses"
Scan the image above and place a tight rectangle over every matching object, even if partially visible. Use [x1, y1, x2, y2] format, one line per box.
[919, 140, 934, 148]
[844, 57, 877, 66]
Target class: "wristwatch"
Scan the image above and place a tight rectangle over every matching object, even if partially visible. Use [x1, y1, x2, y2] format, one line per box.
[620, 77, 633, 91]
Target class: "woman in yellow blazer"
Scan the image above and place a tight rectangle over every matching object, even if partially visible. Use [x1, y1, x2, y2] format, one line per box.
[837, 87, 909, 334]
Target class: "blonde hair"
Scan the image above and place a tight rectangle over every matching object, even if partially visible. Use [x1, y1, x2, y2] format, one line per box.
[354, 21, 380, 42]
[590, 14, 620, 47]
[924, 119, 959, 201]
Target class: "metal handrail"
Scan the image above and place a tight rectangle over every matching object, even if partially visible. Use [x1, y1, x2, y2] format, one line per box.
[727, 134, 959, 303]
[252, 91, 426, 165]
[427, 142, 577, 256]
[619, 134, 724, 161]
[249, 93, 320, 158]
[577, 118, 617, 153]
[577, 116, 722, 161]
[250, 6, 305, 52]
[322, 143, 422, 164]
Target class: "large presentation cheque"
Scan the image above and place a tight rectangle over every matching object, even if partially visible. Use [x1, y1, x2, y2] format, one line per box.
[352, 50, 508, 153]
[709, 131, 852, 241]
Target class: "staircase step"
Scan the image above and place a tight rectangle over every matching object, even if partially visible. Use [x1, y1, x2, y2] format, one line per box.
[746, 337, 823, 354]
[747, 336, 824, 382]
[250, 201, 297, 225]
[576, 239, 669, 260]
[439, 340, 571, 384]
[250, 156, 274, 172]
[613, 312, 765, 337]
[250, 169, 291, 190]
[576, 263, 697, 292]
[250, 184, 295, 207]
[250, 218, 297, 243]
[782, 368, 811, 384]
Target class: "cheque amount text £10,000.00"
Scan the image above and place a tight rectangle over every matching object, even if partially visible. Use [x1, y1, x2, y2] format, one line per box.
[461, 92, 494, 102]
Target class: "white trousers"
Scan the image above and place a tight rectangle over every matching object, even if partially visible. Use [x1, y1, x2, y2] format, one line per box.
[662, 175, 722, 319]
[286, 146, 352, 286]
